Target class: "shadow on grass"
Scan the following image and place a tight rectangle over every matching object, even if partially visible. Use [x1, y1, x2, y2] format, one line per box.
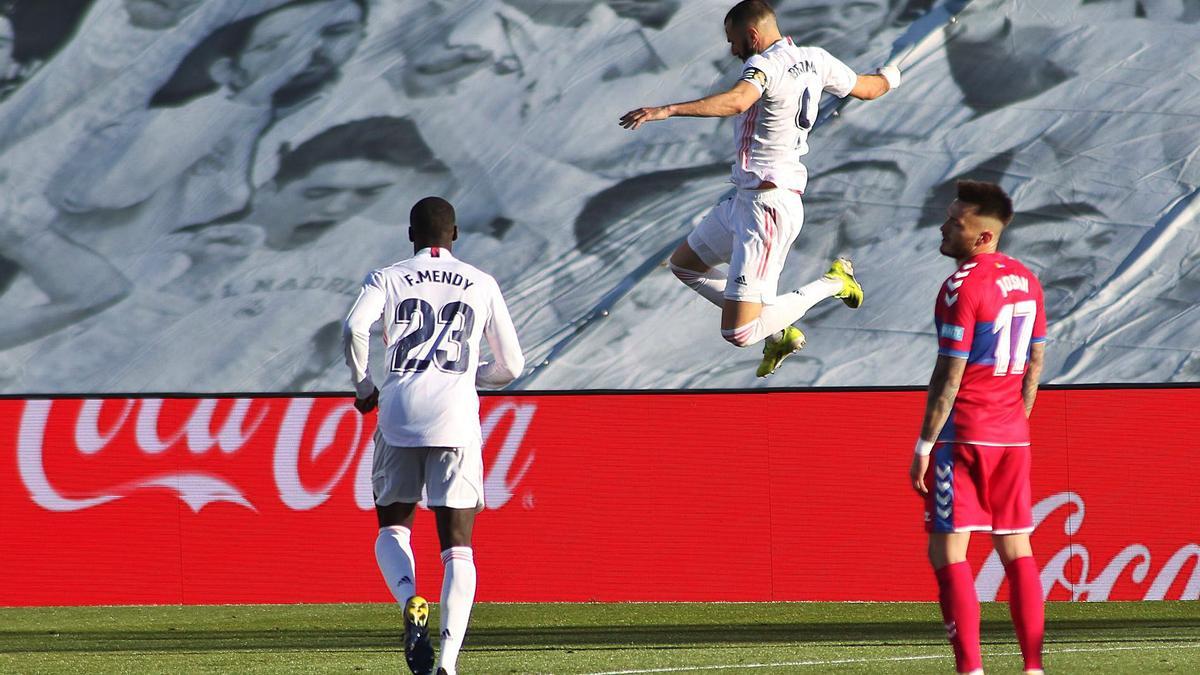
[3, 616, 1200, 655]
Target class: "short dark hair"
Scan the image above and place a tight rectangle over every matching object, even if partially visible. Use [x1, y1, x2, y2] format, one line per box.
[273, 116, 447, 187]
[957, 180, 1013, 225]
[724, 0, 775, 27]
[410, 197, 455, 239]
[150, 0, 368, 107]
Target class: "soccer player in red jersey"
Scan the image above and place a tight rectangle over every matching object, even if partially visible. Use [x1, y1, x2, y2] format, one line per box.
[909, 180, 1047, 675]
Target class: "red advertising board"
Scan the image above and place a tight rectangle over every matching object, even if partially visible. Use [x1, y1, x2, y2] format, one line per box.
[1, 388, 1198, 606]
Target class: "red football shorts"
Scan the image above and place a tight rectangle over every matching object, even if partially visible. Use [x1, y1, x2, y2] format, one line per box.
[924, 442, 1033, 534]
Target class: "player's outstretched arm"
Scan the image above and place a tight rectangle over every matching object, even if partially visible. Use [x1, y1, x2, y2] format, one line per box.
[619, 80, 761, 130]
[847, 66, 900, 101]
[910, 354, 966, 495]
[343, 276, 385, 411]
[1022, 342, 1045, 417]
[476, 286, 524, 389]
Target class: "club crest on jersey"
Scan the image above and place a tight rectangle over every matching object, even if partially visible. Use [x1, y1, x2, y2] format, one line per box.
[741, 67, 767, 88]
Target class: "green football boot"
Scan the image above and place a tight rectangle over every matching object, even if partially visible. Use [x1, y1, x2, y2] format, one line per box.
[756, 325, 807, 377]
[826, 257, 864, 309]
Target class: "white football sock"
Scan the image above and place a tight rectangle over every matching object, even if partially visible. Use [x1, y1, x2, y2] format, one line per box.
[669, 263, 727, 307]
[722, 276, 842, 347]
[438, 547, 476, 674]
[375, 526, 416, 605]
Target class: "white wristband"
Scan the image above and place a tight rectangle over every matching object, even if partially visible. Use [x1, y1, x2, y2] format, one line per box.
[878, 65, 901, 90]
[914, 438, 935, 456]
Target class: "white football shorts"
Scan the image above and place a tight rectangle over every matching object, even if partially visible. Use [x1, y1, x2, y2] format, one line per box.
[371, 430, 485, 511]
[686, 187, 805, 305]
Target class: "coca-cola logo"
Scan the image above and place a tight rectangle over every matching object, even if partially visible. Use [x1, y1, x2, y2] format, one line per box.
[18, 397, 536, 513]
[976, 492, 1200, 601]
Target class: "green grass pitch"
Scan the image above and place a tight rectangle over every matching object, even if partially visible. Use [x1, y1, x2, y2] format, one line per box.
[2, 601, 1198, 673]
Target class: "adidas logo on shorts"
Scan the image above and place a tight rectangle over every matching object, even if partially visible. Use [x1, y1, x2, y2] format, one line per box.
[734, 275, 748, 285]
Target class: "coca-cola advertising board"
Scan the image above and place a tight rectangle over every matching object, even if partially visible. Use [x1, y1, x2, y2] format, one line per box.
[2, 388, 1198, 606]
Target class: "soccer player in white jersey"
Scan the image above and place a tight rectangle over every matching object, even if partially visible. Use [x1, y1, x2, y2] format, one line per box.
[619, 0, 901, 377]
[344, 196, 524, 675]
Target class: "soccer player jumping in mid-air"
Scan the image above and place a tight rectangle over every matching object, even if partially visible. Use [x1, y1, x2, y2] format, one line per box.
[910, 181, 1047, 675]
[344, 197, 524, 675]
[619, 0, 900, 377]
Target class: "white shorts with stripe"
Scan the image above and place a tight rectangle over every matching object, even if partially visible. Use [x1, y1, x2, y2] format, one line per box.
[371, 430, 485, 511]
[686, 188, 804, 305]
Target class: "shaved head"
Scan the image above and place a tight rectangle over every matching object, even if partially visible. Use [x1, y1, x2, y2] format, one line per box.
[725, 0, 776, 29]
[409, 196, 456, 249]
[724, 0, 781, 60]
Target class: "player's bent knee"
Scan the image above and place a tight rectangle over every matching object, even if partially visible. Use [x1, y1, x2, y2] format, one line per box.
[668, 262, 694, 281]
[668, 261, 704, 287]
[669, 241, 710, 272]
[721, 327, 753, 348]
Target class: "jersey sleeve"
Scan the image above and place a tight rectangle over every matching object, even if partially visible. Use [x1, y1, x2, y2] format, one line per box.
[814, 47, 857, 98]
[739, 54, 774, 94]
[476, 279, 525, 389]
[343, 270, 387, 398]
[935, 277, 978, 359]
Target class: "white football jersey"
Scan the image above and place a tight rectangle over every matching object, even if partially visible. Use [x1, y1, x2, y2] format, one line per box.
[345, 247, 523, 448]
[731, 38, 857, 192]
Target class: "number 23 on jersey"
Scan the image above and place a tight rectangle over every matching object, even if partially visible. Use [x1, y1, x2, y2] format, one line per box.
[390, 298, 475, 374]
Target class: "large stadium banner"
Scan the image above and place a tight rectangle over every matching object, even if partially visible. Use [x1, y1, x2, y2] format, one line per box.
[0, 1, 1197, 394]
[3, 388, 1197, 606]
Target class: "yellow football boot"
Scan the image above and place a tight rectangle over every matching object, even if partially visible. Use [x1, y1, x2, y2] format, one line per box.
[826, 257, 864, 309]
[756, 325, 807, 377]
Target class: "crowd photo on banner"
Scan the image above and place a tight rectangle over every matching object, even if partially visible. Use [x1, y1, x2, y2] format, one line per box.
[1, 2, 1199, 674]
[0, 0, 1196, 394]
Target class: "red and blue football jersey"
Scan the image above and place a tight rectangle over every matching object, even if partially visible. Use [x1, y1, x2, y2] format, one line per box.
[933, 252, 1047, 445]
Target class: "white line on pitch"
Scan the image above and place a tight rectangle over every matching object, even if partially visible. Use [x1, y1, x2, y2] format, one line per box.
[583, 642, 1200, 674]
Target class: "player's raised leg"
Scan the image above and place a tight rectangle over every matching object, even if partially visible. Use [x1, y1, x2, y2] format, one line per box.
[722, 192, 862, 373]
[667, 187, 861, 376]
[669, 193, 741, 309]
[668, 239, 728, 308]
[746, 257, 865, 375]
[930, 532, 984, 675]
[434, 506, 477, 675]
